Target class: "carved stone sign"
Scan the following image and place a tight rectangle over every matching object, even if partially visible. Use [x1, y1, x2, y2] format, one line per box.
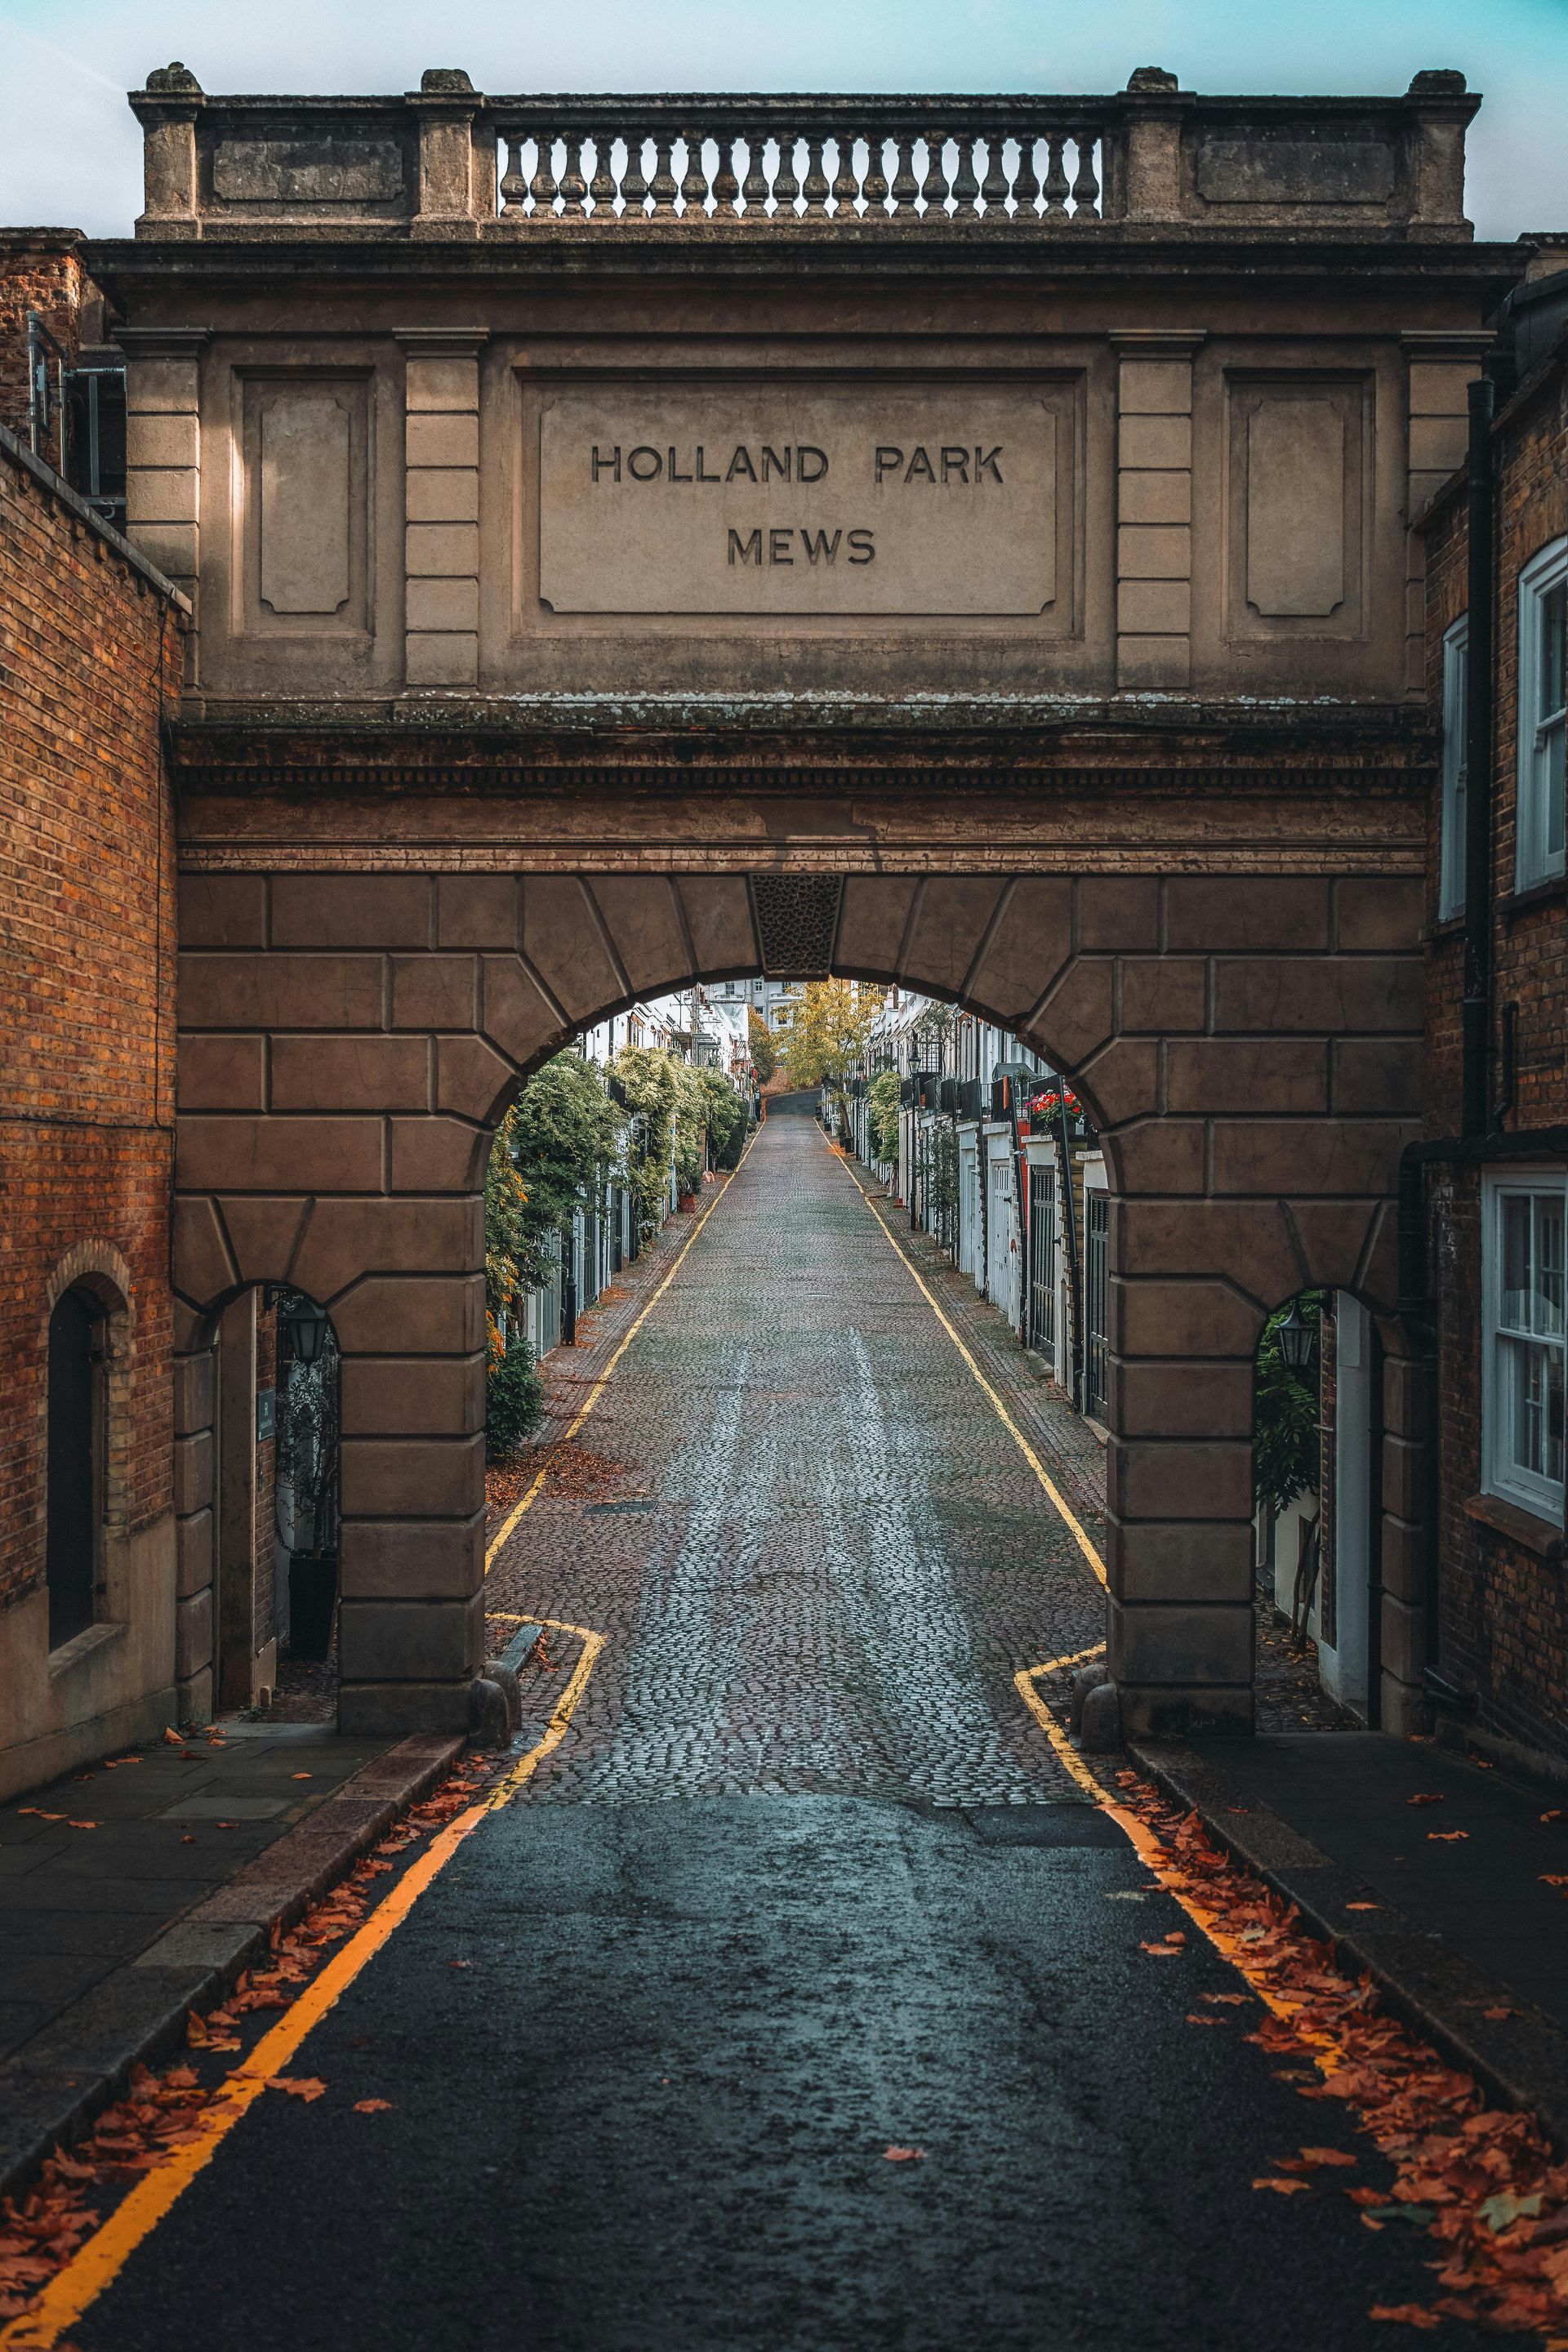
[537, 384, 1058, 615]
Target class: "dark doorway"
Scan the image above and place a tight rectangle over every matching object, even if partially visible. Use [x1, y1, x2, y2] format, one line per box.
[46, 1285, 103, 1647]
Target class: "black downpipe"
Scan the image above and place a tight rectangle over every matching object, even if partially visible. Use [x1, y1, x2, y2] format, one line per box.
[1056, 1093, 1085, 1414]
[1461, 374, 1496, 1140]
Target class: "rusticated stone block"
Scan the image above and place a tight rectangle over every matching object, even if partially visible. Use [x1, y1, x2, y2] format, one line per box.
[331, 1274, 484, 1357]
[176, 1507, 213, 1599]
[964, 876, 1073, 1023]
[1076, 1036, 1157, 1130]
[177, 874, 267, 948]
[272, 874, 433, 950]
[1165, 1038, 1326, 1116]
[1383, 1350, 1431, 1439]
[1032, 956, 1114, 1070]
[1379, 1511, 1426, 1604]
[1382, 1431, 1426, 1522]
[1331, 1037, 1423, 1116]
[337, 1590, 486, 1682]
[172, 1193, 237, 1307]
[436, 875, 519, 951]
[338, 1432, 485, 1517]
[436, 1033, 514, 1123]
[390, 956, 479, 1031]
[1358, 1201, 1400, 1315]
[1334, 875, 1424, 952]
[341, 1354, 485, 1438]
[1110, 1276, 1264, 1359]
[1212, 957, 1423, 1035]
[1110, 1118, 1205, 1196]
[1108, 1597, 1254, 1686]
[338, 1512, 486, 1601]
[1110, 1359, 1254, 1440]
[1117, 1199, 1303, 1305]
[271, 1035, 430, 1112]
[388, 1116, 488, 1193]
[520, 877, 623, 1021]
[172, 1348, 215, 1436]
[1285, 1200, 1379, 1294]
[590, 875, 693, 996]
[1077, 875, 1158, 952]
[217, 1196, 310, 1287]
[835, 875, 920, 984]
[176, 1115, 384, 1195]
[1210, 1119, 1413, 1199]
[898, 876, 1006, 996]
[1120, 957, 1206, 1033]
[180, 953, 385, 1032]
[482, 954, 568, 1073]
[676, 876, 759, 976]
[175, 1585, 214, 1682]
[1380, 1591, 1427, 1684]
[173, 1428, 214, 1515]
[1105, 1517, 1255, 1604]
[1165, 876, 1330, 952]
[1118, 1682, 1254, 1737]
[289, 1196, 482, 1303]
[178, 1034, 266, 1111]
[1109, 1437, 1253, 1521]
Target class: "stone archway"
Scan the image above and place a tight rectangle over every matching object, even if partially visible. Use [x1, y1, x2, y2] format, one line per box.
[170, 865, 1423, 1739]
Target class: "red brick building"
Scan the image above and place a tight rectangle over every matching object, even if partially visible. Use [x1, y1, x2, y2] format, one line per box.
[0, 397, 185, 1797]
[1414, 250, 1568, 1773]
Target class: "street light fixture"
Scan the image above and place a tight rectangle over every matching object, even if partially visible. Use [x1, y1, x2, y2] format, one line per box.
[281, 1294, 328, 1367]
[1276, 1299, 1316, 1375]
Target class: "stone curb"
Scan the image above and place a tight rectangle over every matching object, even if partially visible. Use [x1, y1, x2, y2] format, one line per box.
[1129, 1739, 1568, 2155]
[0, 1731, 463, 2207]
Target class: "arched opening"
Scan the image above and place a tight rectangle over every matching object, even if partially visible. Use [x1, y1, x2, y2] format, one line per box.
[46, 1283, 106, 1650]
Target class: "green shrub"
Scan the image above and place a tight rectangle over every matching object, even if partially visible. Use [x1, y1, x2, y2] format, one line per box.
[867, 1068, 902, 1165]
[1253, 1294, 1322, 1521]
[486, 1329, 544, 1460]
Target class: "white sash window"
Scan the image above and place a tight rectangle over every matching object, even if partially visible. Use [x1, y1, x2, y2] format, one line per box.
[1485, 1171, 1566, 1521]
[1517, 537, 1567, 890]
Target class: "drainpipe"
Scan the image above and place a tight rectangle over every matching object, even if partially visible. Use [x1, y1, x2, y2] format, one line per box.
[1056, 1093, 1085, 1414]
[1460, 374, 1496, 1139]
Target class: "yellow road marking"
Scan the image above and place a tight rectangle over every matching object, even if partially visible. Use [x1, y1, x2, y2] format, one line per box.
[834, 1150, 1107, 1587]
[485, 1125, 760, 1573]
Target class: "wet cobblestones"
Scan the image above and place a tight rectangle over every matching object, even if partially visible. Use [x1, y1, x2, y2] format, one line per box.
[488, 1112, 1106, 1807]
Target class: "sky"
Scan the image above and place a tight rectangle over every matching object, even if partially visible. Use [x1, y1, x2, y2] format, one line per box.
[2, 0, 1566, 243]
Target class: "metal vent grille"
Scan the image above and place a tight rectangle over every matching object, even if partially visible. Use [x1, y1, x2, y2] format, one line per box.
[751, 875, 841, 977]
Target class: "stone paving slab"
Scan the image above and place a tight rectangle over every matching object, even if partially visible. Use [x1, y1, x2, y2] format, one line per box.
[0, 1725, 461, 2200]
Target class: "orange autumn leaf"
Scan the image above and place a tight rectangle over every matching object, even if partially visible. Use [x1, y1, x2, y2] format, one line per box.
[1428, 1830, 1469, 1843]
[265, 2076, 327, 2102]
[884, 2145, 924, 2162]
[1299, 2148, 1358, 2168]
[1345, 1901, 1381, 1912]
[1254, 2176, 1311, 2195]
[352, 2099, 394, 2114]
[1370, 2305, 1440, 2328]
[161, 1726, 185, 1745]
[1139, 1941, 1183, 1957]
[1186, 2013, 1223, 2026]
[1406, 1793, 1445, 1807]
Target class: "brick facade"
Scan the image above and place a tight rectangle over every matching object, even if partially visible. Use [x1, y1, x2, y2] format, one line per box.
[1419, 318, 1568, 1766]
[0, 231, 89, 469]
[0, 419, 185, 1796]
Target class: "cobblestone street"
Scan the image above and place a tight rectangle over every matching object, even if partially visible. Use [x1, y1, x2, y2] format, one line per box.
[488, 1106, 1106, 1809]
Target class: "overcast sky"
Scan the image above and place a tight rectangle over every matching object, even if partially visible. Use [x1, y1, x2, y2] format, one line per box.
[2, 0, 1565, 242]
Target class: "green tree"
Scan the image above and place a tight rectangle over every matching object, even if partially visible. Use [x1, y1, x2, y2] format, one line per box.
[782, 980, 884, 1131]
[504, 1051, 626, 1284]
[747, 1009, 777, 1085]
[867, 1067, 902, 1165]
[483, 1101, 544, 1459]
[696, 1064, 746, 1169]
[610, 1042, 679, 1238]
[1253, 1294, 1323, 1521]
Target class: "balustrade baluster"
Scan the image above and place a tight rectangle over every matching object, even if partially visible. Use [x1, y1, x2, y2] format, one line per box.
[920, 133, 948, 216]
[559, 135, 586, 218]
[621, 131, 649, 216]
[499, 135, 528, 214]
[773, 131, 800, 216]
[680, 133, 709, 215]
[741, 133, 768, 216]
[890, 136, 918, 219]
[650, 136, 678, 216]
[1070, 133, 1101, 218]
[1042, 136, 1070, 216]
[950, 134, 979, 218]
[710, 134, 740, 217]
[530, 132, 559, 216]
[1012, 132, 1040, 220]
[802, 135, 830, 217]
[831, 135, 858, 217]
[862, 134, 890, 217]
[588, 136, 616, 217]
[979, 136, 1008, 216]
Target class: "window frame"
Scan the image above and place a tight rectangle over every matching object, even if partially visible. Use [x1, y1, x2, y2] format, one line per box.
[1438, 613, 1468, 920]
[1515, 535, 1568, 891]
[1482, 1167, 1567, 1525]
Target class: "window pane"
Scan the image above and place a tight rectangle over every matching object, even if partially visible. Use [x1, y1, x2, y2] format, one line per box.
[1544, 582, 1566, 720]
[1502, 1334, 1548, 1477]
[1540, 1196, 1566, 1338]
[1549, 1343, 1566, 1487]
[1502, 1194, 1533, 1330]
[1546, 715, 1566, 863]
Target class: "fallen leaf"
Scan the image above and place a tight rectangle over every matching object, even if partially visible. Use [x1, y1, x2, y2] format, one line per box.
[1406, 1793, 1445, 1806]
[1540, 1874, 1568, 1887]
[1186, 2013, 1224, 2026]
[1201, 1992, 1251, 2007]
[180, 1834, 195, 1846]
[1164, 1931, 1187, 1947]
[1345, 1901, 1381, 1912]
[1482, 2007, 1516, 2022]
[215, 1821, 238, 1830]
[1254, 2176, 1311, 2195]
[1479, 2191, 1544, 2234]
[162, 1726, 185, 1746]
[884, 2145, 924, 2163]
[1427, 1830, 1468, 1842]
[17, 1809, 65, 1820]
[1300, 2148, 1358, 2168]
[67, 1821, 98, 1831]
[449, 1959, 470, 1970]
[265, 2077, 326, 2103]
[1369, 2305, 1440, 2328]
[352, 2099, 393, 2115]
[292, 1773, 313, 1782]
[1542, 1810, 1564, 1824]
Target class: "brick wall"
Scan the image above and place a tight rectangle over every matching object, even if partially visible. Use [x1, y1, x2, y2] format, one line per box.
[0, 233, 87, 471]
[0, 431, 182, 1619]
[1421, 345, 1568, 1762]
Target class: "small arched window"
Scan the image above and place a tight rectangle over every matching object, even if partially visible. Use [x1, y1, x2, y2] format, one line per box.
[47, 1284, 106, 1647]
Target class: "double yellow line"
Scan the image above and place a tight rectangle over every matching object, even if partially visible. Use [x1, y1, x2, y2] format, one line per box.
[3, 1143, 757, 2350]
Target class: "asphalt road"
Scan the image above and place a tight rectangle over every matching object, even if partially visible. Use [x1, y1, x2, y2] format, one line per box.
[69, 1120, 1497, 2351]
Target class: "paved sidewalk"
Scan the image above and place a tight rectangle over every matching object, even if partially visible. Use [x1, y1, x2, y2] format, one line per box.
[0, 1719, 459, 2194]
[1134, 1732, 1568, 2143]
